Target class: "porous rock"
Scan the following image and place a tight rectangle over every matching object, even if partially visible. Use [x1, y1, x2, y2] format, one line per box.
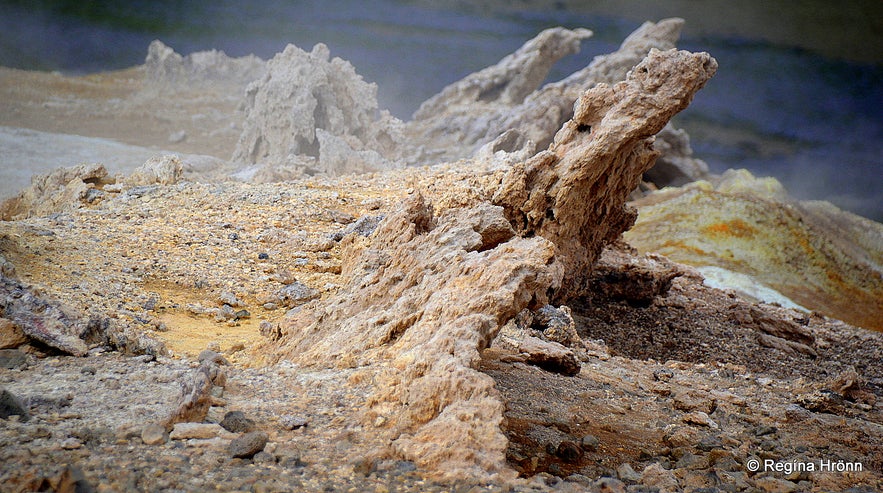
[494, 47, 717, 300]
[0, 275, 89, 356]
[124, 155, 184, 187]
[229, 430, 269, 459]
[272, 197, 559, 480]
[517, 335, 581, 376]
[220, 410, 256, 433]
[163, 361, 220, 428]
[405, 17, 706, 181]
[169, 422, 233, 440]
[143, 39, 265, 91]
[267, 47, 715, 481]
[0, 163, 113, 221]
[232, 43, 405, 177]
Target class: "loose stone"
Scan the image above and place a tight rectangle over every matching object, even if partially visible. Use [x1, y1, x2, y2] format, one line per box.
[220, 410, 256, 433]
[229, 430, 269, 459]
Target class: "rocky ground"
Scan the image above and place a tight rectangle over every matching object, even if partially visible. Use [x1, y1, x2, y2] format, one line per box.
[1, 19, 882, 493]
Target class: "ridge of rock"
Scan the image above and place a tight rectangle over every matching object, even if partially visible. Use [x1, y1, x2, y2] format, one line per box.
[269, 47, 716, 480]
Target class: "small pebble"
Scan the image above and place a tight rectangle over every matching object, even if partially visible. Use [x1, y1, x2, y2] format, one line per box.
[198, 350, 229, 366]
[253, 451, 276, 464]
[61, 437, 83, 449]
[616, 463, 641, 482]
[280, 415, 308, 430]
[580, 434, 600, 451]
[556, 440, 583, 462]
[141, 423, 168, 445]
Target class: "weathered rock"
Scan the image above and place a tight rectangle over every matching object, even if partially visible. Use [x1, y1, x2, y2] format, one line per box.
[143, 39, 265, 91]
[729, 304, 816, 358]
[271, 196, 559, 480]
[494, 47, 717, 300]
[407, 27, 591, 161]
[52, 465, 95, 493]
[0, 163, 114, 221]
[0, 275, 89, 356]
[588, 247, 685, 305]
[267, 47, 715, 481]
[124, 155, 184, 187]
[827, 368, 877, 406]
[640, 462, 679, 492]
[169, 422, 234, 440]
[517, 335, 581, 376]
[163, 363, 216, 427]
[220, 411, 256, 433]
[330, 214, 385, 241]
[406, 20, 693, 165]
[0, 387, 29, 421]
[280, 415, 308, 430]
[141, 422, 169, 445]
[276, 281, 319, 308]
[198, 349, 229, 366]
[229, 430, 269, 459]
[0, 348, 27, 369]
[0, 317, 27, 349]
[232, 43, 405, 177]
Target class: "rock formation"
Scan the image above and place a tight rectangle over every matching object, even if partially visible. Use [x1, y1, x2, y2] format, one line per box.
[231, 43, 406, 178]
[270, 47, 716, 480]
[403, 18, 710, 188]
[625, 168, 883, 331]
[225, 19, 709, 190]
[0, 163, 114, 221]
[495, 48, 717, 300]
[143, 40, 265, 92]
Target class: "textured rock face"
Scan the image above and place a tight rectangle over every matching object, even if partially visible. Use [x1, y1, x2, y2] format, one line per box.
[495, 48, 717, 300]
[271, 48, 716, 479]
[274, 196, 561, 479]
[232, 43, 405, 177]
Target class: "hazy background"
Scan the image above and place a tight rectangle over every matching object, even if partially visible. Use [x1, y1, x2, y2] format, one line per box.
[1, 0, 881, 221]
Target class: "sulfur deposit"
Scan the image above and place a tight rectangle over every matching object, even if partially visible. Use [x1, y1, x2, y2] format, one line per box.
[0, 18, 881, 493]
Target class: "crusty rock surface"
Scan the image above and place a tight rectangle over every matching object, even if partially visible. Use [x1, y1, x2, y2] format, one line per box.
[0, 163, 113, 221]
[143, 39, 265, 92]
[495, 48, 717, 300]
[232, 43, 406, 177]
[267, 47, 716, 480]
